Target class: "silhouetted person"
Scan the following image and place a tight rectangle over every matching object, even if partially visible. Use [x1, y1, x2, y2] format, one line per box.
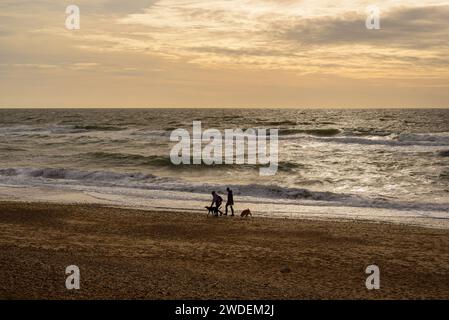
[225, 187, 234, 216]
[211, 191, 223, 216]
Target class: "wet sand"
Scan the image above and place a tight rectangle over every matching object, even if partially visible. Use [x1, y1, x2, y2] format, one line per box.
[0, 201, 448, 299]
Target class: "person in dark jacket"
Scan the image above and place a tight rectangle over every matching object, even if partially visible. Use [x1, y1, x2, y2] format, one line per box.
[225, 187, 234, 216]
[211, 191, 224, 216]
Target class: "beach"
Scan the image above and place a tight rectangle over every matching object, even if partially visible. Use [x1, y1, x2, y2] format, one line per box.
[2, 0, 449, 304]
[1, 201, 448, 300]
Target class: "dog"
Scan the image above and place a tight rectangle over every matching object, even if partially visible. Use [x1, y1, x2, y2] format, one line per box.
[205, 206, 220, 216]
[240, 209, 252, 218]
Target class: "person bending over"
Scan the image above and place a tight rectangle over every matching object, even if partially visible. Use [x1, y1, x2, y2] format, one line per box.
[211, 191, 224, 216]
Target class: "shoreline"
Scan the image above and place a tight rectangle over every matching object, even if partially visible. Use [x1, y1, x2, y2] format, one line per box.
[1, 190, 448, 230]
[1, 201, 449, 299]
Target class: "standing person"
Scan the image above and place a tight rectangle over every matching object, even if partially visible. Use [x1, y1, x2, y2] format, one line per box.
[225, 187, 234, 216]
[210, 191, 223, 216]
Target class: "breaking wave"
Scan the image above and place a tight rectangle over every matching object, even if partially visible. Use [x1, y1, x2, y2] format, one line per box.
[1, 167, 448, 213]
[308, 133, 449, 147]
[0, 167, 349, 202]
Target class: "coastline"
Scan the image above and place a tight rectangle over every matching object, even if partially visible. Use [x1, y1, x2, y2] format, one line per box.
[2, 184, 449, 230]
[1, 201, 448, 299]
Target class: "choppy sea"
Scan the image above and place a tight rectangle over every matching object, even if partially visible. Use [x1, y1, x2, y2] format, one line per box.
[1, 108, 448, 228]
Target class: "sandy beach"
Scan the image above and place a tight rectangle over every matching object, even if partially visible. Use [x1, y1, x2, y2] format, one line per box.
[0, 201, 448, 300]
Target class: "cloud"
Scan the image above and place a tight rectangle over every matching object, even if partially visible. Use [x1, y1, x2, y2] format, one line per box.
[1, 0, 448, 107]
[285, 5, 449, 49]
[99, 0, 156, 14]
[103, 2, 446, 78]
[0, 0, 156, 14]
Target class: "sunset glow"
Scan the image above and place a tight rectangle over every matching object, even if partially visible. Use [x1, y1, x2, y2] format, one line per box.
[1, 0, 448, 107]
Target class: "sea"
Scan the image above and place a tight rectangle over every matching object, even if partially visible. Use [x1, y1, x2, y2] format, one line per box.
[0, 108, 448, 228]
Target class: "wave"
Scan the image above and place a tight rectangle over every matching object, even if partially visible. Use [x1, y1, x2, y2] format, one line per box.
[305, 133, 449, 147]
[278, 128, 449, 147]
[0, 124, 127, 136]
[0, 167, 157, 182]
[130, 129, 171, 137]
[397, 133, 449, 144]
[0, 167, 348, 202]
[81, 152, 172, 167]
[343, 128, 392, 137]
[1, 167, 448, 213]
[77, 152, 302, 172]
[71, 125, 126, 132]
[262, 120, 298, 126]
[0, 125, 46, 135]
[280, 128, 341, 137]
[0, 145, 26, 152]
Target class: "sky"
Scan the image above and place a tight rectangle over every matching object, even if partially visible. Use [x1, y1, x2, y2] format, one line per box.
[0, 0, 448, 108]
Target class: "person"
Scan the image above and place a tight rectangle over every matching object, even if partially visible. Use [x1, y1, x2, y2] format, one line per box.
[210, 191, 223, 216]
[225, 187, 234, 216]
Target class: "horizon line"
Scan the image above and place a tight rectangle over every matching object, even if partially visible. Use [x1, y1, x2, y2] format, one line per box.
[1, 106, 448, 110]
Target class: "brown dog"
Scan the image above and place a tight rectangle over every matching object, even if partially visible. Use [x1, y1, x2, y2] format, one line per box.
[241, 209, 252, 218]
